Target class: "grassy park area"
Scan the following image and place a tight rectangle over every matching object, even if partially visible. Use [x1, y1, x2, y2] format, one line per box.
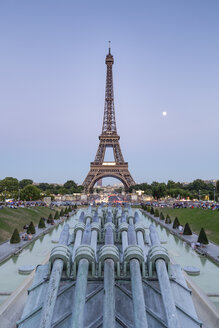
[157, 208, 219, 244]
[0, 207, 56, 243]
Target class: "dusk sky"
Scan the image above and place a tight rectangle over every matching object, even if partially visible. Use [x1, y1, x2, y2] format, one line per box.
[0, 1, 219, 185]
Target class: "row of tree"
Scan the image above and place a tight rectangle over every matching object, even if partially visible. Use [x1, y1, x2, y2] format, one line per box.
[142, 205, 209, 244]
[130, 179, 219, 200]
[10, 206, 75, 243]
[0, 177, 84, 201]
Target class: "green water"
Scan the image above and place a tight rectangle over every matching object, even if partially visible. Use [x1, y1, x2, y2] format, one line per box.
[0, 211, 80, 305]
[141, 211, 219, 308]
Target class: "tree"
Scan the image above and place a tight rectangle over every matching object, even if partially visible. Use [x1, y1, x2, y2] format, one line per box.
[60, 209, 64, 216]
[186, 179, 208, 193]
[167, 180, 176, 190]
[183, 223, 192, 235]
[21, 185, 41, 201]
[209, 191, 214, 201]
[38, 183, 50, 191]
[74, 204, 77, 209]
[63, 180, 78, 193]
[64, 207, 69, 215]
[147, 206, 151, 212]
[47, 213, 53, 223]
[0, 177, 19, 193]
[77, 185, 84, 193]
[165, 215, 171, 224]
[19, 179, 33, 189]
[150, 207, 154, 215]
[27, 221, 36, 234]
[114, 187, 123, 194]
[216, 181, 219, 198]
[154, 209, 159, 217]
[197, 228, 209, 244]
[54, 211, 59, 220]
[173, 217, 180, 229]
[38, 217, 46, 228]
[159, 212, 165, 220]
[152, 183, 167, 199]
[10, 228, 21, 243]
[58, 187, 68, 195]
[64, 180, 77, 189]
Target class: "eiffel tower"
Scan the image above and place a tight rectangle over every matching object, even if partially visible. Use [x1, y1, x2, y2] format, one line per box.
[82, 44, 135, 192]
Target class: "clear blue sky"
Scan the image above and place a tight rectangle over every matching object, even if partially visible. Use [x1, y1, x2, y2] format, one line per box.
[0, 1, 218, 185]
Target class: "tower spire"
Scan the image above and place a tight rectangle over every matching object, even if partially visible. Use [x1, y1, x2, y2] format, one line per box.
[102, 45, 116, 134]
[108, 40, 111, 54]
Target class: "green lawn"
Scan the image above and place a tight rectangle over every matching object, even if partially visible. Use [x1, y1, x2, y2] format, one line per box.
[0, 207, 57, 243]
[157, 208, 219, 244]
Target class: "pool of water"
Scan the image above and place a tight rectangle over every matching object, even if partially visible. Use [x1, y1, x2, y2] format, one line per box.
[0, 210, 81, 305]
[141, 211, 219, 308]
[0, 209, 218, 309]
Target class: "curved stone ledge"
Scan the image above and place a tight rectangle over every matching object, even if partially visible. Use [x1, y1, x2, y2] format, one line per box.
[74, 222, 86, 233]
[127, 215, 134, 223]
[104, 222, 115, 231]
[85, 215, 93, 221]
[124, 245, 144, 263]
[74, 245, 95, 265]
[119, 222, 129, 232]
[99, 245, 119, 264]
[134, 222, 145, 234]
[50, 244, 71, 275]
[91, 222, 101, 232]
[147, 244, 170, 277]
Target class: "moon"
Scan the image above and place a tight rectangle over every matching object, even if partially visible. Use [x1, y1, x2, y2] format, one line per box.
[162, 111, 167, 116]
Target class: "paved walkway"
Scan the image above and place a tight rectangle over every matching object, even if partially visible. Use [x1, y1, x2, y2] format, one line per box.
[0, 212, 75, 264]
[142, 210, 219, 265]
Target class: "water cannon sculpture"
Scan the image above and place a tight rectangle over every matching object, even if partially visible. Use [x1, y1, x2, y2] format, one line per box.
[18, 206, 202, 328]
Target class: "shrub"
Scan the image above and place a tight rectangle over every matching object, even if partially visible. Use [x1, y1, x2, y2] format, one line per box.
[197, 228, 209, 244]
[173, 217, 180, 229]
[54, 211, 59, 220]
[183, 223, 192, 235]
[27, 221, 36, 234]
[147, 206, 151, 212]
[74, 204, 77, 209]
[10, 228, 21, 243]
[60, 209, 64, 216]
[150, 207, 154, 215]
[159, 212, 165, 220]
[165, 215, 172, 224]
[64, 207, 68, 215]
[154, 209, 159, 217]
[47, 213, 53, 224]
[38, 217, 46, 228]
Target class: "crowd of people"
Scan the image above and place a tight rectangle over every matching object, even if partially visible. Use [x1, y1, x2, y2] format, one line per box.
[147, 200, 219, 211]
[0, 200, 47, 209]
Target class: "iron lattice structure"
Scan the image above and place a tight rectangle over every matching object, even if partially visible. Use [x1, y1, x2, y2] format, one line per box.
[83, 47, 135, 192]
